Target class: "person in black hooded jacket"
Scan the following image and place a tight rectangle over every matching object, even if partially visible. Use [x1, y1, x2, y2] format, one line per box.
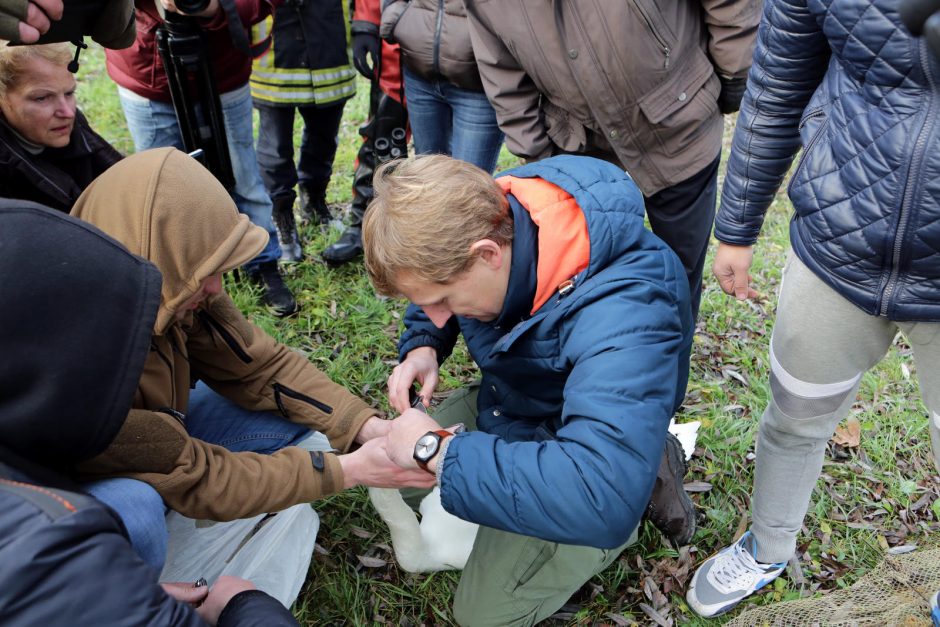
[0, 200, 299, 626]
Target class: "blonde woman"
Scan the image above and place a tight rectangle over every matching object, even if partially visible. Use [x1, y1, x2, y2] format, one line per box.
[0, 41, 122, 212]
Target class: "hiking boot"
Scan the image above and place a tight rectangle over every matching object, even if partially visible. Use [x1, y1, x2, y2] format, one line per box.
[272, 194, 304, 263]
[247, 260, 297, 317]
[686, 531, 787, 617]
[299, 182, 332, 225]
[645, 431, 696, 546]
[321, 226, 363, 266]
[931, 589, 940, 627]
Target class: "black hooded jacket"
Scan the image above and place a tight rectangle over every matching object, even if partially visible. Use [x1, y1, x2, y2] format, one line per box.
[0, 201, 298, 626]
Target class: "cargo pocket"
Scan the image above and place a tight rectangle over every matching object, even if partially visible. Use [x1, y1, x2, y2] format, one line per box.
[638, 54, 719, 157]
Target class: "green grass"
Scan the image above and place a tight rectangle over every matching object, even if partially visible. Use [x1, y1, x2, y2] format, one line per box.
[75, 43, 939, 626]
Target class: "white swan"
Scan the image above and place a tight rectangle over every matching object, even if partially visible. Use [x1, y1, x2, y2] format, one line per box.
[369, 420, 699, 573]
[368, 486, 478, 573]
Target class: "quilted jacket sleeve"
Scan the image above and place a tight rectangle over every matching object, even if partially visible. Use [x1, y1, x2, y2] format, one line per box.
[714, 0, 831, 245]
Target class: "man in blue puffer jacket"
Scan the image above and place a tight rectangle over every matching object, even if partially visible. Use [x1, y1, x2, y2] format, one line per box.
[686, 0, 940, 618]
[362, 154, 694, 625]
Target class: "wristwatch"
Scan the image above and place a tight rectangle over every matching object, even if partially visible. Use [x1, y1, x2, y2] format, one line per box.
[413, 429, 453, 473]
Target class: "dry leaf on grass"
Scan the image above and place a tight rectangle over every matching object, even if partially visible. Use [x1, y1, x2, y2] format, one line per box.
[831, 416, 861, 448]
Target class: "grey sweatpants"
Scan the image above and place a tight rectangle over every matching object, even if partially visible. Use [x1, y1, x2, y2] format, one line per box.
[750, 254, 940, 564]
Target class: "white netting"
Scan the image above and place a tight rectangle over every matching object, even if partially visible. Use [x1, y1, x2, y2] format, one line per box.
[726, 547, 940, 626]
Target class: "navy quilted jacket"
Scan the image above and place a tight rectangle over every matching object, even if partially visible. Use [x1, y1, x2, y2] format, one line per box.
[398, 156, 693, 549]
[715, 0, 940, 321]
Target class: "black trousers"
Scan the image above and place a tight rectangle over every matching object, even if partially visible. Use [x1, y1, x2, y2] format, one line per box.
[645, 155, 720, 321]
[255, 101, 346, 199]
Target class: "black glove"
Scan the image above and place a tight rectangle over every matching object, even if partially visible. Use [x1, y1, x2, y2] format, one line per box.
[717, 75, 747, 115]
[351, 20, 380, 81]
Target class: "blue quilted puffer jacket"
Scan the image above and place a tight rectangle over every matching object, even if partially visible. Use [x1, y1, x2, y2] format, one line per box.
[715, 0, 940, 321]
[398, 156, 693, 549]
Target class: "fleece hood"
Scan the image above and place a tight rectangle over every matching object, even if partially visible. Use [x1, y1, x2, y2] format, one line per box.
[71, 148, 268, 335]
[0, 201, 162, 469]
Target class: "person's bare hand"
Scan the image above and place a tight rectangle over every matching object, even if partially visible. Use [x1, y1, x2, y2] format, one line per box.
[712, 242, 759, 300]
[160, 580, 209, 607]
[338, 435, 437, 489]
[385, 409, 450, 469]
[388, 346, 439, 413]
[159, 0, 219, 18]
[196, 576, 255, 625]
[354, 415, 391, 444]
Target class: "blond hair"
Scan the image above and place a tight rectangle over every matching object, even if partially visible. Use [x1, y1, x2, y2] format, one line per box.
[0, 41, 72, 98]
[363, 155, 513, 297]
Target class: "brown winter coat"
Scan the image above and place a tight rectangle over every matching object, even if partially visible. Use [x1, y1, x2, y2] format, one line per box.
[465, 0, 761, 195]
[381, 0, 483, 91]
[70, 148, 375, 520]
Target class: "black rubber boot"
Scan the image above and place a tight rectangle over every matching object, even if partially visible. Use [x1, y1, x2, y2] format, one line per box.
[645, 431, 697, 546]
[298, 181, 332, 225]
[322, 132, 370, 265]
[246, 260, 298, 317]
[271, 193, 304, 263]
[323, 88, 406, 267]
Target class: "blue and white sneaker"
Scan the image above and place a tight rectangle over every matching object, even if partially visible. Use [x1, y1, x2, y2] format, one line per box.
[686, 531, 787, 617]
[931, 589, 939, 627]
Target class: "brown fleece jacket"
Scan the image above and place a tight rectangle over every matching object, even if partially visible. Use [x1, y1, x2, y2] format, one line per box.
[70, 148, 376, 520]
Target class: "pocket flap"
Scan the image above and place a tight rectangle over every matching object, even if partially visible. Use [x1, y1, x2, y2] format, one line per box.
[638, 56, 714, 125]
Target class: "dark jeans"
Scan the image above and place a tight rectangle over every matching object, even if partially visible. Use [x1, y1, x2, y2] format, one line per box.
[255, 102, 346, 199]
[644, 155, 720, 321]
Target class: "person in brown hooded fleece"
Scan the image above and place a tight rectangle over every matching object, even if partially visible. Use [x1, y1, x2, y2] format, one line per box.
[69, 147, 435, 571]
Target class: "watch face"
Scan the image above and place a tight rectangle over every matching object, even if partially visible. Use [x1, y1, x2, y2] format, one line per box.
[414, 432, 441, 462]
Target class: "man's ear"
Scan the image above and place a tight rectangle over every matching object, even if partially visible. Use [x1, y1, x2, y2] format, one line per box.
[469, 239, 505, 270]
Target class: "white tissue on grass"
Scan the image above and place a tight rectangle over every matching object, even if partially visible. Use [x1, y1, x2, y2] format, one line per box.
[668, 419, 700, 461]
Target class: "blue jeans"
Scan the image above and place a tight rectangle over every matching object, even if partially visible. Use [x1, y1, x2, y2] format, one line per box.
[85, 382, 312, 571]
[117, 84, 280, 268]
[402, 67, 503, 174]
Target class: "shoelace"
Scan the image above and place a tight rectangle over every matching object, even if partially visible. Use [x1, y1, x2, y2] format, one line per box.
[710, 541, 767, 593]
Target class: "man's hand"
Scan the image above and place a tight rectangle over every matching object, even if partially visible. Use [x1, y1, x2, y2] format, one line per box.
[196, 576, 256, 625]
[0, 0, 63, 43]
[388, 346, 439, 413]
[338, 436, 437, 489]
[717, 75, 747, 115]
[159, 0, 220, 18]
[350, 21, 380, 80]
[385, 408, 448, 470]
[160, 580, 209, 607]
[712, 242, 758, 300]
[354, 415, 391, 444]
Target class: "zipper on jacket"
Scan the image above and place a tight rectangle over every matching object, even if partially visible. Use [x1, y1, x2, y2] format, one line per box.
[431, 0, 444, 76]
[631, 0, 670, 68]
[273, 382, 334, 416]
[197, 311, 253, 364]
[880, 39, 937, 317]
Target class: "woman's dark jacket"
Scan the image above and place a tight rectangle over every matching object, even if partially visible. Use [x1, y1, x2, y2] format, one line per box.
[0, 202, 297, 627]
[716, 0, 940, 321]
[0, 111, 122, 212]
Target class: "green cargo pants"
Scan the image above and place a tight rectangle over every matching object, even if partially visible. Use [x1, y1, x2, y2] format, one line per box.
[402, 385, 637, 627]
